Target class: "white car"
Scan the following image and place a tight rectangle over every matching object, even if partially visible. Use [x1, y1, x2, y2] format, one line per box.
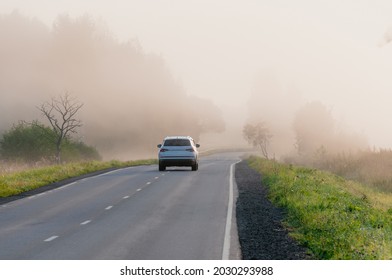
[157, 136, 200, 171]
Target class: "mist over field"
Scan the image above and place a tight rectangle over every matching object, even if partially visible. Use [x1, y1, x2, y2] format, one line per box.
[0, 12, 225, 159]
[1, 1, 392, 161]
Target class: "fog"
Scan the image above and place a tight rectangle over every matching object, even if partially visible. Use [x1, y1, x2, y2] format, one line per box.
[0, 12, 225, 159]
[1, 1, 392, 160]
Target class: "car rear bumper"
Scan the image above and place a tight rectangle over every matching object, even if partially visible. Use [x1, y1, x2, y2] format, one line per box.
[159, 157, 197, 167]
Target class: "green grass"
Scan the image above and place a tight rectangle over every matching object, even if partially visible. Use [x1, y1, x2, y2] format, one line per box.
[248, 156, 392, 259]
[0, 159, 157, 198]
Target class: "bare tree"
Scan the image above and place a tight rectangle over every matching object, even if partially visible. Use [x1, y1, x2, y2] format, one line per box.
[243, 122, 273, 159]
[38, 92, 83, 163]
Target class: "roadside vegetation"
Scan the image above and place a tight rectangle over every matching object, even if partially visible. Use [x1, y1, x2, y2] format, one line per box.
[0, 120, 100, 164]
[0, 159, 157, 198]
[243, 97, 392, 259]
[0, 91, 158, 199]
[304, 149, 392, 194]
[248, 156, 392, 259]
[0, 116, 157, 199]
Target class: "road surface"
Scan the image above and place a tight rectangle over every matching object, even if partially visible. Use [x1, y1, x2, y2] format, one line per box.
[0, 152, 242, 260]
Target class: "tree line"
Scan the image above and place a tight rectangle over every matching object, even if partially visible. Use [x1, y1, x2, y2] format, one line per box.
[0, 11, 225, 160]
[242, 73, 368, 162]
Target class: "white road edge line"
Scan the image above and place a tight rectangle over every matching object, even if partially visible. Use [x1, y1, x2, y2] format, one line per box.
[59, 182, 77, 189]
[44, 236, 59, 242]
[222, 160, 240, 260]
[96, 169, 119, 177]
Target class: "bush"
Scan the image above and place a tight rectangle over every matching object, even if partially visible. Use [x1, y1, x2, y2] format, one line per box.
[61, 140, 101, 162]
[0, 121, 101, 163]
[0, 121, 56, 162]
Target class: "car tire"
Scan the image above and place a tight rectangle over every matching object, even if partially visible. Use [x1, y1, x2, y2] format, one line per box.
[159, 163, 166, 171]
[191, 162, 198, 171]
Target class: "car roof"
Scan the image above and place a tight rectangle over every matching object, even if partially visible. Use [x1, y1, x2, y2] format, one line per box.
[163, 136, 194, 140]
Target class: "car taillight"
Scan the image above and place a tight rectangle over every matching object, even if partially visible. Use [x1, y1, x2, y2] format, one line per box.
[160, 148, 168, 152]
[186, 148, 194, 152]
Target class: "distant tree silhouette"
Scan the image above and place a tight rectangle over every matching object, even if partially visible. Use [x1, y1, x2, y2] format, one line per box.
[38, 92, 83, 163]
[243, 122, 273, 159]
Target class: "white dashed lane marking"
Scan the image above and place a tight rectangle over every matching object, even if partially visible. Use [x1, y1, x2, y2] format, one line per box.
[80, 220, 91, 225]
[33, 173, 167, 246]
[44, 236, 59, 242]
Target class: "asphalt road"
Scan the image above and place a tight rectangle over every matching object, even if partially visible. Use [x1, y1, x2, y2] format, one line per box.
[0, 152, 242, 260]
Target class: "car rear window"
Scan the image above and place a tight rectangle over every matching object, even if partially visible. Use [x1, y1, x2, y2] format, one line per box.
[164, 139, 191, 146]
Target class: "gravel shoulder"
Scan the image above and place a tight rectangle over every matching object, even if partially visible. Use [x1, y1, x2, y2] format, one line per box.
[235, 160, 310, 260]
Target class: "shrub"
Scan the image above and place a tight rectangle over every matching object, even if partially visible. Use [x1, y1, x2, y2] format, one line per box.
[0, 121, 56, 162]
[61, 140, 101, 162]
[0, 121, 101, 163]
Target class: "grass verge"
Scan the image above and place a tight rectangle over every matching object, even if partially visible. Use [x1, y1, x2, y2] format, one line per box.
[0, 159, 157, 198]
[248, 156, 392, 259]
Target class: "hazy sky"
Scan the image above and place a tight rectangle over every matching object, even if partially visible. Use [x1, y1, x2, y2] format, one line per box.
[1, 0, 392, 148]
